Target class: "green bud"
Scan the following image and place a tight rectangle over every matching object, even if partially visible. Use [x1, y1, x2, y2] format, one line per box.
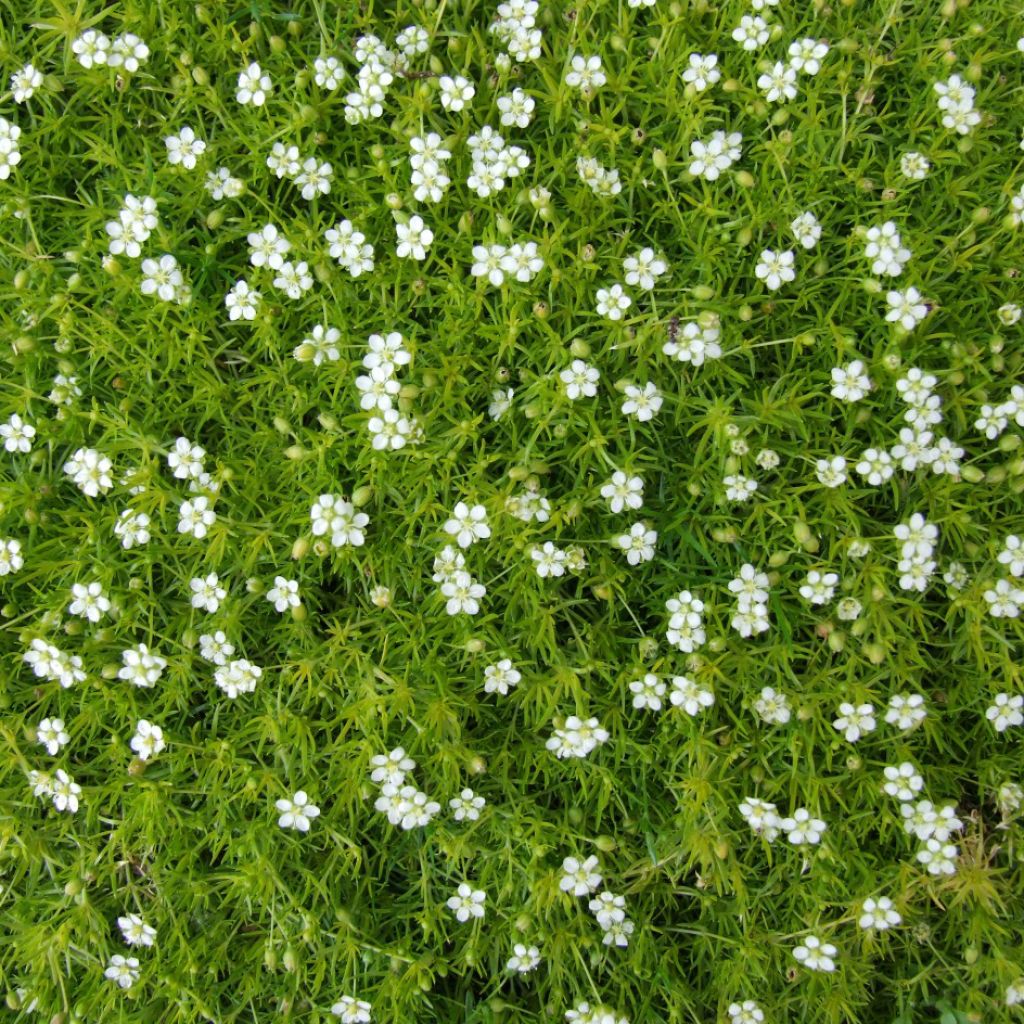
[352, 485, 373, 506]
[735, 170, 755, 189]
[691, 284, 715, 301]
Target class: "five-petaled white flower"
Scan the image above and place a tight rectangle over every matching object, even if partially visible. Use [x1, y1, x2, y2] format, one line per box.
[275, 790, 320, 832]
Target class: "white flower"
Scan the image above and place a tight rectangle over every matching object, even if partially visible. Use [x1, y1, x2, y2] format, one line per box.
[546, 715, 609, 759]
[164, 126, 206, 169]
[855, 448, 894, 486]
[900, 152, 931, 180]
[669, 675, 714, 716]
[471, 243, 508, 286]
[447, 882, 486, 921]
[754, 249, 795, 291]
[178, 496, 216, 539]
[739, 797, 782, 841]
[273, 260, 314, 299]
[732, 15, 769, 51]
[199, 631, 235, 665]
[998, 535, 1024, 577]
[780, 807, 827, 845]
[986, 693, 1023, 733]
[507, 943, 541, 973]
[275, 790, 320, 832]
[314, 56, 345, 90]
[615, 522, 657, 565]
[109, 33, 149, 72]
[36, 717, 70, 755]
[130, 719, 166, 761]
[140, 254, 184, 302]
[629, 673, 666, 711]
[723, 474, 758, 502]
[790, 211, 822, 249]
[267, 576, 301, 613]
[267, 142, 301, 178]
[682, 53, 719, 92]
[11, 63, 43, 102]
[883, 762, 924, 801]
[484, 658, 521, 695]
[395, 215, 433, 260]
[565, 54, 606, 93]
[885, 693, 927, 731]
[69, 581, 110, 623]
[793, 936, 836, 972]
[449, 788, 485, 821]
[444, 502, 490, 548]
[788, 38, 829, 75]
[560, 855, 602, 896]
[330, 995, 372, 1023]
[51, 768, 81, 813]
[298, 324, 342, 366]
[311, 494, 369, 547]
[832, 702, 876, 742]
[213, 658, 262, 699]
[497, 88, 535, 127]
[727, 1001, 765, 1024]
[117, 914, 156, 948]
[596, 283, 632, 321]
[439, 74, 475, 111]
[326, 220, 375, 277]
[754, 686, 791, 725]
[104, 954, 140, 989]
[236, 62, 272, 106]
[72, 29, 111, 68]
[294, 157, 333, 200]
[757, 61, 798, 103]
[118, 644, 167, 688]
[799, 569, 838, 605]
[916, 838, 959, 875]
[621, 381, 663, 421]
[0, 413, 34, 453]
[440, 570, 485, 615]
[983, 578, 1024, 618]
[489, 388, 514, 420]
[815, 455, 847, 488]
[886, 287, 929, 331]
[830, 360, 873, 402]
[531, 541, 567, 578]
[1006, 980, 1024, 1008]
[560, 359, 600, 400]
[601, 471, 643, 513]
[369, 747, 416, 786]
[223, 279, 260, 321]
[190, 573, 227, 613]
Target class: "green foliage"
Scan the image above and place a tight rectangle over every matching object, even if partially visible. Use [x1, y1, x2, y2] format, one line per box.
[1, 0, 1023, 1022]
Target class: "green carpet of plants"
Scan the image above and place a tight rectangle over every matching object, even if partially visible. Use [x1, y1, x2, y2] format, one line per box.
[2, 0, 1024, 1021]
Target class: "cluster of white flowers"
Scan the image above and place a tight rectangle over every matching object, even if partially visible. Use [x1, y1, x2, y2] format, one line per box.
[471, 239, 544, 287]
[934, 73, 982, 136]
[106, 194, 159, 260]
[689, 130, 742, 181]
[344, 36, 397, 124]
[0, 116, 20, 180]
[118, 644, 167, 689]
[466, 124, 530, 198]
[371, 747, 442, 830]
[738, 797, 827, 847]
[23, 639, 86, 688]
[488, 0, 543, 64]
[576, 155, 621, 197]
[864, 220, 911, 277]
[432, 542, 486, 615]
[665, 590, 706, 653]
[311, 493, 370, 548]
[63, 447, 114, 496]
[72, 29, 150, 72]
[546, 715, 609, 759]
[29, 767, 81, 815]
[213, 658, 263, 699]
[894, 513, 938, 593]
[729, 563, 771, 638]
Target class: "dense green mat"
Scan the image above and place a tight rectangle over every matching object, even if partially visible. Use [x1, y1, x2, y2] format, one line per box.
[1, 0, 1023, 1021]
